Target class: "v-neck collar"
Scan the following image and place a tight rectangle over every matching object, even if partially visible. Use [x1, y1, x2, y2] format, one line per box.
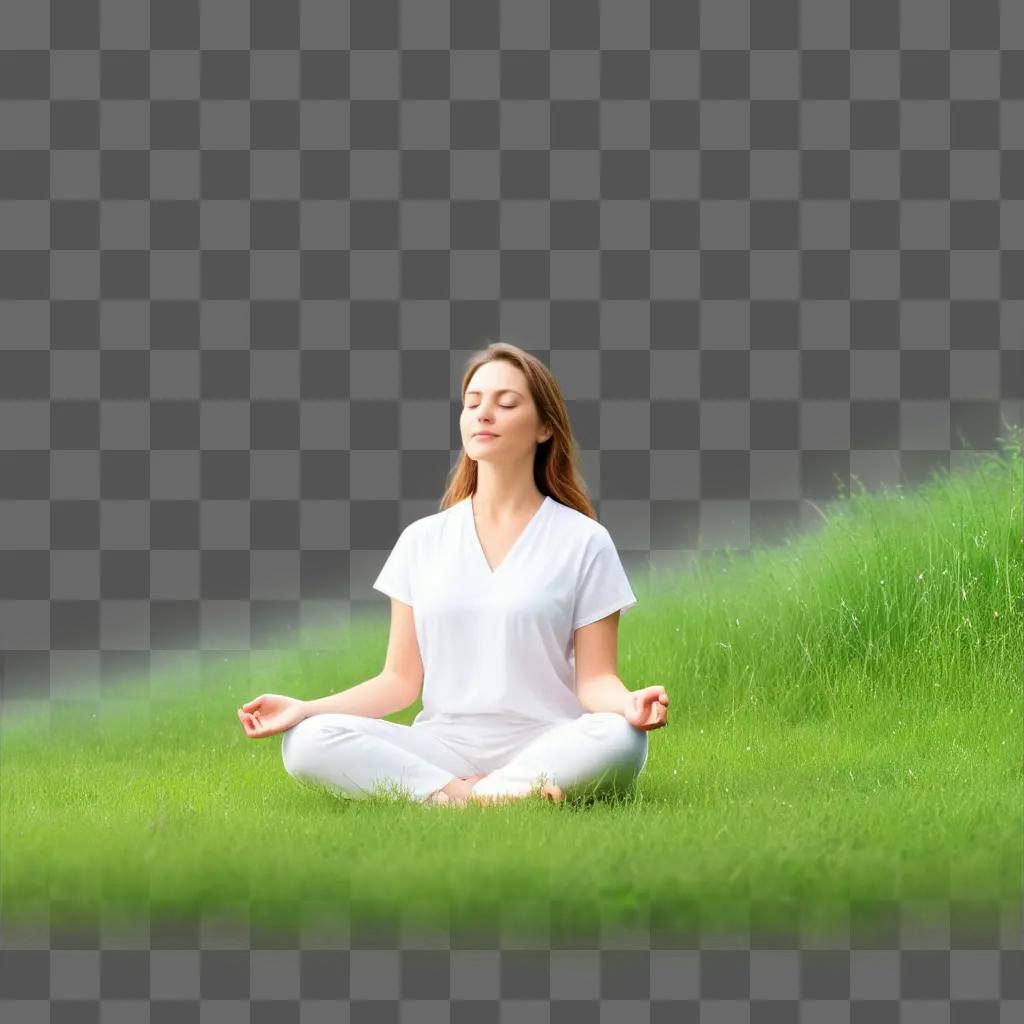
[464, 494, 550, 577]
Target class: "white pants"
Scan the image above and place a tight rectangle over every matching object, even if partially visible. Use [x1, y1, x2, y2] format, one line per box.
[280, 711, 649, 803]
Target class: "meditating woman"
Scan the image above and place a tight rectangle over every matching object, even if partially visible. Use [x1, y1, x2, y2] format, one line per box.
[237, 341, 669, 806]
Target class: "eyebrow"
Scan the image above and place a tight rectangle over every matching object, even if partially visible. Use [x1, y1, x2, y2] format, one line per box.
[465, 388, 522, 397]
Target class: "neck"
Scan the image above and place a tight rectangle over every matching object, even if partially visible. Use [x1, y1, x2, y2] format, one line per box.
[471, 472, 545, 519]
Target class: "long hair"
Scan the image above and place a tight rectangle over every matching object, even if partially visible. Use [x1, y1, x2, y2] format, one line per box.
[438, 341, 598, 520]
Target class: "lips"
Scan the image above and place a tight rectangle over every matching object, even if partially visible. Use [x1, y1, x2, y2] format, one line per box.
[473, 432, 497, 438]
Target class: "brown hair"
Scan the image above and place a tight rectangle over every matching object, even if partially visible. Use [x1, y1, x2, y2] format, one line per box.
[438, 341, 597, 520]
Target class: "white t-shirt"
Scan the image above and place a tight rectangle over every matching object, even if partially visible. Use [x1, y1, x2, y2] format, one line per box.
[371, 494, 637, 732]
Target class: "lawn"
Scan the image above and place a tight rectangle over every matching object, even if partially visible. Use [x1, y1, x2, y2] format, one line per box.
[2, 425, 1021, 943]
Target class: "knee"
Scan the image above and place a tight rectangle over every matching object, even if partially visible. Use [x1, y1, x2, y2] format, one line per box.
[281, 716, 329, 780]
[582, 711, 648, 765]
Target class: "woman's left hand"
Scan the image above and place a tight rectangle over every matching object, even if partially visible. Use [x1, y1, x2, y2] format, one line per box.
[624, 686, 669, 731]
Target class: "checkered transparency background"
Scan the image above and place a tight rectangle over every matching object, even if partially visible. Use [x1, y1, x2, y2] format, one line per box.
[1, 0, 1022, 1017]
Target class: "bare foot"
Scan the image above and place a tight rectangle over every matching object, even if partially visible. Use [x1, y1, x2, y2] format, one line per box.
[539, 783, 565, 802]
[424, 773, 486, 807]
[465, 778, 566, 805]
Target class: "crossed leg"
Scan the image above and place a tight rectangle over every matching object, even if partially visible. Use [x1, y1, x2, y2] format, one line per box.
[447, 712, 649, 807]
[280, 711, 648, 808]
[281, 713, 479, 803]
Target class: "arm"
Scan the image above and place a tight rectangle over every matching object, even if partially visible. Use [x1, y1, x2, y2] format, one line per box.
[302, 669, 420, 720]
[576, 672, 633, 715]
[573, 611, 633, 715]
[304, 597, 424, 720]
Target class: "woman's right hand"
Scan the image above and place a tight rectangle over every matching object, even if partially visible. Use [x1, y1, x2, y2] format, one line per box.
[237, 694, 309, 739]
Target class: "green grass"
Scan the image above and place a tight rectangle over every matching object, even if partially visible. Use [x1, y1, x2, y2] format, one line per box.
[3, 423, 1022, 943]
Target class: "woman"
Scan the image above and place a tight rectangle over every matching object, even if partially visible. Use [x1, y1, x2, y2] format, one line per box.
[237, 342, 669, 806]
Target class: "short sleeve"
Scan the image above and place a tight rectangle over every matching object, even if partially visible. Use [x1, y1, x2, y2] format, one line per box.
[571, 533, 637, 631]
[372, 525, 416, 606]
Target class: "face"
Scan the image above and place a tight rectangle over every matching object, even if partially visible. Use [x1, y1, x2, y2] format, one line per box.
[461, 361, 552, 461]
